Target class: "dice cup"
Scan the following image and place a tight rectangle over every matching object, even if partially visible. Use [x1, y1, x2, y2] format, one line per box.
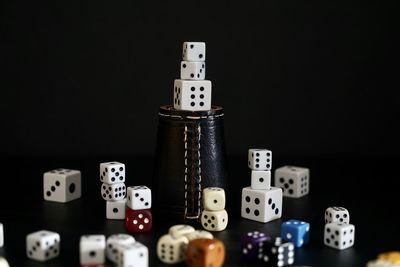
[153, 105, 227, 221]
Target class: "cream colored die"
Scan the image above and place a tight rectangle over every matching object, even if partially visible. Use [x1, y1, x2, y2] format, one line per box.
[168, 225, 195, 237]
[201, 210, 228, 232]
[203, 187, 226, 211]
[184, 230, 213, 241]
[157, 234, 188, 264]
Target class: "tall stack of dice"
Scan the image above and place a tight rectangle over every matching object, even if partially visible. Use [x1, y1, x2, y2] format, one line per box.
[173, 42, 211, 111]
[200, 187, 228, 232]
[324, 206, 355, 250]
[100, 162, 127, 220]
[125, 186, 153, 233]
[241, 149, 283, 223]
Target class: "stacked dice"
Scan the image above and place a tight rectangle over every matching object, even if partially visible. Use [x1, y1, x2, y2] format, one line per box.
[125, 186, 153, 233]
[324, 207, 355, 250]
[241, 149, 283, 223]
[100, 162, 127, 220]
[173, 42, 212, 111]
[200, 187, 228, 232]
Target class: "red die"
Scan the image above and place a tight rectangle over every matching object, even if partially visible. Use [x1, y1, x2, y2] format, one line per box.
[125, 208, 153, 233]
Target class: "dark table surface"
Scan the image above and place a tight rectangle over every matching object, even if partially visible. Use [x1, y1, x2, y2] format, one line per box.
[0, 155, 398, 267]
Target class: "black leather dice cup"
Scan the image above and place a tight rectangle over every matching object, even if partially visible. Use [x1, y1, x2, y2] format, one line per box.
[153, 105, 227, 221]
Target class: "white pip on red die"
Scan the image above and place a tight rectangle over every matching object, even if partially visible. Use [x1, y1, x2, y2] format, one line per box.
[106, 200, 126, 220]
[325, 207, 350, 224]
[203, 187, 225, 211]
[101, 183, 126, 201]
[200, 210, 228, 232]
[127, 186, 151, 210]
[117, 242, 148, 267]
[43, 168, 81, 203]
[100, 162, 125, 184]
[106, 234, 135, 263]
[324, 223, 355, 250]
[248, 149, 272, 171]
[157, 234, 188, 264]
[241, 187, 282, 223]
[182, 42, 205, 62]
[180, 61, 206, 80]
[80, 235, 106, 265]
[251, 170, 271, 190]
[26, 230, 60, 262]
[0, 223, 3, 247]
[274, 165, 310, 198]
[173, 80, 212, 111]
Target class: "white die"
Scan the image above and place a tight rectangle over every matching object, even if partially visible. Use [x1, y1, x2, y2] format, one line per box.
[157, 234, 188, 264]
[0, 257, 9, 267]
[173, 79, 212, 111]
[117, 242, 148, 267]
[127, 186, 152, 210]
[43, 168, 81, 203]
[101, 182, 126, 201]
[274, 165, 310, 198]
[106, 234, 135, 263]
[248, 149, 272, 170]
[325, 207, 350, 224]
[168, 225, 195, 237]
[324, 223, 355, 250]
[241, 187, 282, 223]
[180, 61, 206, 80]
[203, 187, 225, 211]
[0, 223, 3, 247]
[100, 162, 125, 184]
[184, 230, 213, 241]
[26, 230, 60, 262]
[182, 42, 206, 61]
[251, 171, 271, 190]
[200, 209, 228, 232]
[80, 235, 106, 264]
[106, 199, 126, 220]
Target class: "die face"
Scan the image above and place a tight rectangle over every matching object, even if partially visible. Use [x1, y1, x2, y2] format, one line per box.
[248, 149, 272, 170]
[106, 200, 126, 220]
[274, 166, 309, 198]
[260, 240, 295, 266]
[203, 187, 225, 211]
[180, 61, 206, 80]
[173, 80, 212, 111]
[26, 230, 60, 262]
[43, 169, 81, 203]
[184, 230, 214, 241]
[157, 234, 188, 264]
[101, 183, 126, 201]
[125, 209, 153, 233]
[241, 231, 271, 259]
[117, 242, 148, 267]
[80, 235, 106, 265]
[185, 239, 225, 267]
[182, 42, 206, 61]
[168, 225, 195, 237]
[106, 234, 135, 263]
[324, 223, 355, 250]
[241, 187, 282, 223]
[0, 223, 3, 247]
[99, 162, 125, 184]
[251, 171, 271, 190]
[281, 220, 310, 247]
[126, 186, 152, 210]
[201, 210, 228, 232]
[325, 207, 350, 224]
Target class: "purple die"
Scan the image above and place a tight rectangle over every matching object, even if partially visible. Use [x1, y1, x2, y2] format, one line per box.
[241, 231, 271, 260]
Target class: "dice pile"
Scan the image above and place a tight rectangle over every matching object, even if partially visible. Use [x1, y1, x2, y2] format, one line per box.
[43, 168, 82, 203]
[274, 165, 310, 198]
[100, 161, 127, 220]
[173, 42, 212, 111]
[323, 206, 355, 250]
[200, 187, 228, 232]
[241, 149, 283, 223]
[367, 251, 400, 267]
[125, 185, 153, 233]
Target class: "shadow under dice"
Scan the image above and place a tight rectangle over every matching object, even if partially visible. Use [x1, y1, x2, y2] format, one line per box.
[26, 230, 60, 262]
[43, 169, 81, 203]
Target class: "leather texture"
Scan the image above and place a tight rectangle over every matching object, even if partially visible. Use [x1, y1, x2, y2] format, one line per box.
[153, 105, 227, 221]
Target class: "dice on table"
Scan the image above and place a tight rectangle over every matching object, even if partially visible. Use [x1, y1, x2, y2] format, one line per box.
[43, 168, 81, 203]
[251, 170, 271, 190]
[0, 257, 9, 267]
[125, 208, 152, 233]
[99, 162, 125, 184]
[173, 80, 212, 111]
[26, 230, 60, 262]
[182, 42, 206, 61]
[106, 234, 135, 263]
[106, 199, 126, 220]
[0, 223, 3, 247]
[127, 186, 151, 210]
[185, 230, 214, 241]
[168, 225, 195, 237]
[185, 238, 225, 267]
[324, 223, 355, 250]
[274, 165, 310, 198]
[157, 234, 188, 264]
[281, 220, 310, 248]
[325, 207, 350, 224]
[201, 210, 228, 232]
[260, 238, 295, 266]
[241, 187, 282, 223]
[117, 242, 148, 267]
[180, 61, 206, 80]
[203, 187, 225, 211]
[80, 235, 106, 265]
[101, 183, 126, 201]
[241, 231, 271, 260]
[248, 149, 272, 170]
